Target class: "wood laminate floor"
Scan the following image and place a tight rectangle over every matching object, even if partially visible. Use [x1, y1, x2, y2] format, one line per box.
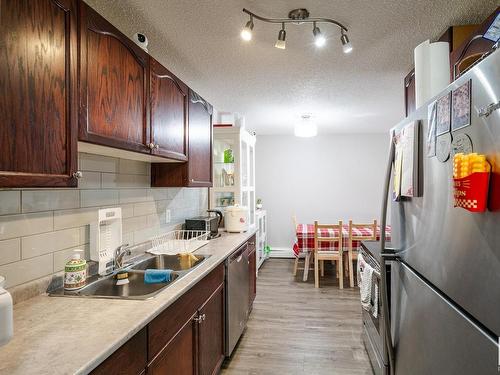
[221, 259, 372, 375]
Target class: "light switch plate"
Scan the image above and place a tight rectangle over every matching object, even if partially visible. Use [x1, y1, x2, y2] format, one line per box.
[165, 209, 171, 224]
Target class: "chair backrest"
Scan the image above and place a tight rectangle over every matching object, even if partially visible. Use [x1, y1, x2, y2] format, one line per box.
[348, 219, 377, 243]
[314, 220, 343, 252]
[292, 214, 298, 232]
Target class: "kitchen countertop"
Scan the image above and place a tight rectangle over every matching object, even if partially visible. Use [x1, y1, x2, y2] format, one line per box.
[0, 230, 256, 375]
[360, 240, 392, 263]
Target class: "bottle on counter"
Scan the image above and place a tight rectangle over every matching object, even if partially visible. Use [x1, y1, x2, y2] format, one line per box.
[64, 250, 87, 291]
[0, 276, 13, 347]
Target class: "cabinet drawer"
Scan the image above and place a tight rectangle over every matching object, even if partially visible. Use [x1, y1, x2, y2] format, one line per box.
[91, 328, 147, 375]
[148, 264, 224, 361]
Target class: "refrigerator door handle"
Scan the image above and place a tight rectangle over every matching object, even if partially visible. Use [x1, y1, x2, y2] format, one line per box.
[379, 132, 396, 375]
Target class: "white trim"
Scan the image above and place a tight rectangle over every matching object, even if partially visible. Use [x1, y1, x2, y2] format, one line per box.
[268, 247, 295, 258]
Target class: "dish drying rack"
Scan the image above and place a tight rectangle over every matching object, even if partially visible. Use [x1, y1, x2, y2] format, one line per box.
[149, 230, 210, 255]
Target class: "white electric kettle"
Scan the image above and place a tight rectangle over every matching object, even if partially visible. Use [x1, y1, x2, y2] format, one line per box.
[224, 205, 249, 233]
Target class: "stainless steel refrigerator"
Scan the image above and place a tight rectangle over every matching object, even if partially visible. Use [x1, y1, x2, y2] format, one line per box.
[379, 48, 500, 374]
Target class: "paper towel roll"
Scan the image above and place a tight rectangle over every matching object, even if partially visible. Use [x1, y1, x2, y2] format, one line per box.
[414, 40, 450, 108]
[0, 276, 13, 347]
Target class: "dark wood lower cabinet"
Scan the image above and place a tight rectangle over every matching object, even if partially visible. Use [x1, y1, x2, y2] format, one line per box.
[148, 316, 198, 375]
[90, 328, 147, 375]
[248, 235, 257, 307]
[198, 285, 225, 375]
[91, 264, 225, 375]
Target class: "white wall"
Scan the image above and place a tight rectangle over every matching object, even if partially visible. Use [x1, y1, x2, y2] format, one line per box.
[255, 133, 389, 255]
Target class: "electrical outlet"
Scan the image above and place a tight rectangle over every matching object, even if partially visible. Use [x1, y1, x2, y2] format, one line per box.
[165, 209, 171, 224]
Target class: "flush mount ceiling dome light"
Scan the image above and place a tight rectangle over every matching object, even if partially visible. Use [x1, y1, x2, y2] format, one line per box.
[294, 114, 318, 138]
[240, 8, 352, 52]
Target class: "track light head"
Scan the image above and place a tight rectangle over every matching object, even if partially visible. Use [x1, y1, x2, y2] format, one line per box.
[341, 31, 352, 53]
[241, 17, 254, 41]
[313, 23, 326, 48]
[275, 23, 286, 49]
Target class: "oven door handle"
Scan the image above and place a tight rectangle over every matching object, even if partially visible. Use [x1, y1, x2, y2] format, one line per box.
[379, 133, 396, 375]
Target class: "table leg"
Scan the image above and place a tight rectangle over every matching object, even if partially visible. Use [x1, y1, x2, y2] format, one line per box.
[303, 252, 311, 282]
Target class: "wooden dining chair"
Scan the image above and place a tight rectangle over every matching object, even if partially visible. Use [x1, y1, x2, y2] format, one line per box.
[314, 220, 343, 289]
[292, 214, 314, 281]
[347, 219, 377, 287]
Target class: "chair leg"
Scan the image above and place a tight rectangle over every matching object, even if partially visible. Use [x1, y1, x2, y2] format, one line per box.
[293, 257, 299, 276]
[338, 254, 344, 289]
[320, 260, 325, 277]
[303, 252, 311, 282]
[348, 249, 355, 288]
[314, 254, 320, 288]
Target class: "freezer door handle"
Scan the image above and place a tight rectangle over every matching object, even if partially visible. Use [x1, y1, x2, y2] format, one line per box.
[379, 132, 396, 375]
[478, 101, 500, 118]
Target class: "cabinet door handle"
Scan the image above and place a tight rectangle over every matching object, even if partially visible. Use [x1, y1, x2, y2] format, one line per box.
[148, 143, 155, 150]
[194, 313, 206, 324]
[73, 171, 83, 179]
[154, 144, 160, 149]
[479, 101, 500, 118]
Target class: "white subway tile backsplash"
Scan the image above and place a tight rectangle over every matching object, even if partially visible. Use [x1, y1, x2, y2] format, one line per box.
[118, 159, 150, 175]
[22, 190, 80, 213]
[54, 208, 97, 230]
[123, 216, 150, 233]
[79, 153, 118, 173]
[21, 228, 81, 259]
[0, 191, 21, 215]
[0, 254, 53, 288]
[1, 153, 206, 294]
[0, 238, 21, 265]
[81, 190, 119, 208]
[150, 188, 168, 201]
[0, 212, 53, 241]
[102, 173, 150, 189]
[119, 188, 152, 204]
[78, 171, 101, 189]
[133, 201, 157, 217]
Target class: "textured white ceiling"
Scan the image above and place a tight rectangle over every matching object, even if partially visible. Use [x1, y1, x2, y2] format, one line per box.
[85, 0, 498, 134]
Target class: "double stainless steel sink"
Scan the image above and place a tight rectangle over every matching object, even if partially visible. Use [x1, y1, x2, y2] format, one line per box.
[50, 254, 208, 300]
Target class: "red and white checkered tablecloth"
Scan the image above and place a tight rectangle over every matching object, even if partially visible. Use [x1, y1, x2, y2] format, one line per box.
[293, 224, 391, 257]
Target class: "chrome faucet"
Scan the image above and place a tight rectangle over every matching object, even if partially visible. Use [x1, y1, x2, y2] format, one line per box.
[115, 244, 131, 269]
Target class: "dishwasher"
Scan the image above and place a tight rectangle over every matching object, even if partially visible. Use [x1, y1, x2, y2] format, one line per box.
[225, 242, 250, 356]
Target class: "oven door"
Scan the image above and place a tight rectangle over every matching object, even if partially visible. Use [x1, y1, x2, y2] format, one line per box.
[360, 251, 389, 375]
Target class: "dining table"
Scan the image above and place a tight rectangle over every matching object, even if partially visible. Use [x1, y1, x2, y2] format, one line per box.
[293, 223, 392, 257]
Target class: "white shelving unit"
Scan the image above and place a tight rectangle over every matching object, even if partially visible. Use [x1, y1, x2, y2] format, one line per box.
[210, 126, 256, 228]
[256, 209, 267, 270]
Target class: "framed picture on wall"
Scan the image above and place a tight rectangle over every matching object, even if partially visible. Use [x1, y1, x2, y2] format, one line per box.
[436, 92, 451, 136]
[452, 80, 471, 132]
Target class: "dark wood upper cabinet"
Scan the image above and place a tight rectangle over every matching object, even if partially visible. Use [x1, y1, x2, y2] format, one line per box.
[78, 2, 150, 154]
[0, 0, 78, 187]
[198, 285, 225, 375]
[151, 89, 213, 187]
[188, 91, 213, 186]
[150, 57, 189, 161]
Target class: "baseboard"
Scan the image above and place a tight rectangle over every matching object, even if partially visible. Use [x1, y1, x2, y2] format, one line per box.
[268, 247, 295, 258]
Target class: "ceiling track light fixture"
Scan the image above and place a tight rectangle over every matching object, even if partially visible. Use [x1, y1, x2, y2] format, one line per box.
[241, 8, 352, 52]
[275, 22, 286, 49]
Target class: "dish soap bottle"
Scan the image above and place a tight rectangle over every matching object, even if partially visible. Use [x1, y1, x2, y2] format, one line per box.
[64, 250, 87, 290]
